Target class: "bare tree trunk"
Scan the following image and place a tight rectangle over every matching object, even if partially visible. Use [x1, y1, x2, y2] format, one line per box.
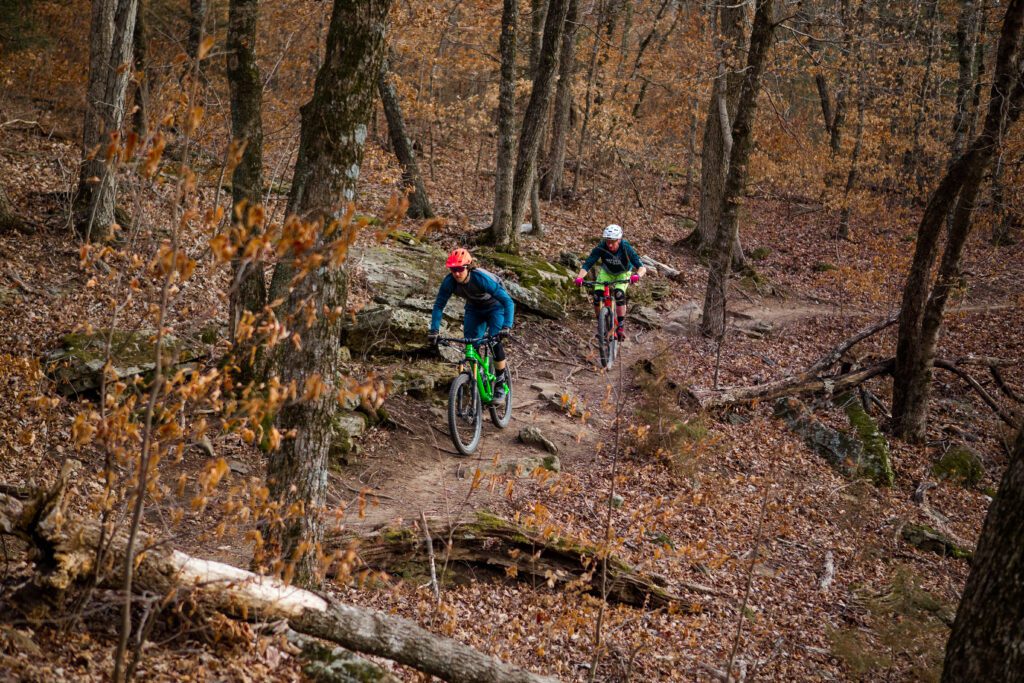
[572, 0, 604, 195]
[700, 0, 777, 339]
[942, 428, 1024, 682]
[530, 0, 549, 77]
[265, 0, 391, 586]
[691, 1, 748, 253]
[489, 0, 518, 245]
[951, 0, 981, 161]
[226, 0, 266, 380]
[681, 96, 698, 205]
[541, 0, 579, 200]
[893, 0, 1024, 441]
[528, 0, 552, 236]
[496, 0, 570, 253]
[905, 0, 940, 199]
[631, 0, 682, 117]
[378, 51, 434, 219]
[188, 0, 207, 63]
[131, 0, 148, 138]
[837, 91, 865, 240]
[74, 0, 139, 242]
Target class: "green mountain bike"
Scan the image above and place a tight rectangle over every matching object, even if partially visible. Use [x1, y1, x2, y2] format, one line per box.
[581, 277, 632, 370]
[436, 334, 513, 455]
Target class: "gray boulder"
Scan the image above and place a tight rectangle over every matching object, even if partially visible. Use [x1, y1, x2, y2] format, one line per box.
[44, 330, 203, 396]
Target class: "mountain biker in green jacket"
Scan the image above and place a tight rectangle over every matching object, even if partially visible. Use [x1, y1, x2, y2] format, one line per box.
[573, 224, 647, 341]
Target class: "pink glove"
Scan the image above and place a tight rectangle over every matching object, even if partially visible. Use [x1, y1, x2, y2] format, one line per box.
[574, 277, 584, 286]
[630, 273, 640, 284]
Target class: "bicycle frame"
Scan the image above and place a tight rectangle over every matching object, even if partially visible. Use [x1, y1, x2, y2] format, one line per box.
[581, 277, 632, 335]
[439, 335, 501, 403]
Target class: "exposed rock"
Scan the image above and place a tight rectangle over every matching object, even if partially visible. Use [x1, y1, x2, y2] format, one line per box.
[329, 412, 368, 463]
[531, 382, 576, 412]
[558, 251, 582, 271]
[901, 523, 973, 560]
[518, 427, 558, 455]
[611, 494, 624, 508]
[775, 397, 893, 486]
[503, 454, 560, 478]
[43, 330, 203, 396]
[389, 361, 451, 398]
[932, 444, 985, 487]
[629, 305, 662, 330]
[836, 393, 894, 487]
[475, 249, 576, 320]
[298, 637, 401, 683]
[341, 305, 434, 356]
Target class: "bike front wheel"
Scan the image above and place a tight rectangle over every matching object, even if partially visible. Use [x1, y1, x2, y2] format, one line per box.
[448, 372, 482, 455]
[488, 376, 513, 429]
[598, 307, 615, 370]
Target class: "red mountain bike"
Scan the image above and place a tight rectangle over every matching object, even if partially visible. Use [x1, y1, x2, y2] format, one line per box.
[581, 277, 632, 370]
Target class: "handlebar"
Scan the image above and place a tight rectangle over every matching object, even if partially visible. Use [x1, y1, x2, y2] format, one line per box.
[435, 333, 513, 346]
[580, 278, 633, 286]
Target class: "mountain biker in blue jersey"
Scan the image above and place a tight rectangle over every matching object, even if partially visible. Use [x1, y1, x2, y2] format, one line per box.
[573, 224, 647, 341]
[429, 248, 515, 401]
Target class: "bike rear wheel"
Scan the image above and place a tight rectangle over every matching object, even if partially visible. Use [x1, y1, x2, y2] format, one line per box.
[488, 375, 513, 428]
[448, 372, 482, 455]
[598, 307, 615, 369]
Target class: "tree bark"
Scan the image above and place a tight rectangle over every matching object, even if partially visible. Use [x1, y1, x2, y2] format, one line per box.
[893, 0, 1024, 441]
[493, 0, 570, 253]
[541, 0, 578, 200]
[188, 0, 207, 63]
[700, 0, 776, 339]
[264, 0, 391, 587]
[530, 0, 549, 78]
[942, 428, 1024, 682]
[378, 51, 434, 219]
[74, 0, 139, 242]
[950, 0, 981, 161]
[131, 0, 148, 138]
[489, 0, 518, 244]
[226, 0, 266, 363]
[691, 1, 748, 253]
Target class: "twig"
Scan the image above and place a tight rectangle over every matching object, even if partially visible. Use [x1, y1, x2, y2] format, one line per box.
[726, 484, 771, 681]
[934, 359, 1020, 428]
[4, 268, 49, 298]
[341, 483, 397, 502]
[419, 512, 441, 606]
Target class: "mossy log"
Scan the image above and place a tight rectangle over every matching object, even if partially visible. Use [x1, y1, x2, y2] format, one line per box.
[341, 512, 696, 610]
[0, 475, 559, 683]
[901, 523, 974, 561]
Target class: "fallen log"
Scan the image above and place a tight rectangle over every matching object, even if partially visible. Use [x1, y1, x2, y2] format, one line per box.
[934, 359, 1021, 429]
[687, 316, 897, 409]
[689, 359, 894, 410]
[0, 485, 559, 683]
[340, 512, 696, 610]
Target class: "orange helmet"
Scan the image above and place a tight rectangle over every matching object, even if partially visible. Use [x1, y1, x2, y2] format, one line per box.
[446, 248, 472, 268]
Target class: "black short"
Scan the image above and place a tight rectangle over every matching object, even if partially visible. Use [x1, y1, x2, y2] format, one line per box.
[592, 288, 627, 305]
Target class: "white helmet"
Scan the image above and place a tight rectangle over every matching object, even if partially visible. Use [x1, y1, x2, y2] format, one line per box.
[602, 224, 623, 240]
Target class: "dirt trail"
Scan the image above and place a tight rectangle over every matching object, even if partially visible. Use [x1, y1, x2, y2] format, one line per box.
[327, 289, 923, 534]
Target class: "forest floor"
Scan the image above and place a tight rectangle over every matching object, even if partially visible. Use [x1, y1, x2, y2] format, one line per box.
[1, 124, 1023, 683]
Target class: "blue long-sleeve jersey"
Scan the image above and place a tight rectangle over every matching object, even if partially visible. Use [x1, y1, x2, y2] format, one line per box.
[430, 268, 515, 333]
[581, 238, 644, 274]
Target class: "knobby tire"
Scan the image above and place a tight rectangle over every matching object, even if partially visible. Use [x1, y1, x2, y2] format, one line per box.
[448, 372, 482, 455]
[488, 377, 513, 429]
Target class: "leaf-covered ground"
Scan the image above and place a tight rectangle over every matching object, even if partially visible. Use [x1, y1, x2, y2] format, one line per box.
[1, 107, 1022, 683]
